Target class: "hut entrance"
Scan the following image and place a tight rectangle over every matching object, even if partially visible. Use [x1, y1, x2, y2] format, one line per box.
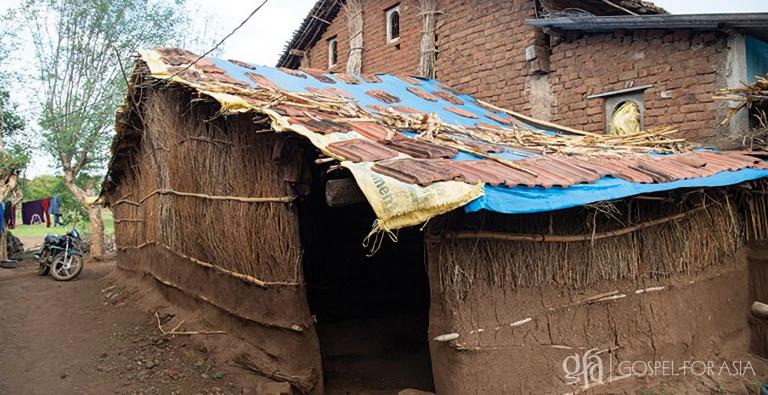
[299, 177, 435, 393]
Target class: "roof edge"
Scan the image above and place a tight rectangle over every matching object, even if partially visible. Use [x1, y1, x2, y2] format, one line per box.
[277, 0, 343, 69]
[528, 12, 768, 31]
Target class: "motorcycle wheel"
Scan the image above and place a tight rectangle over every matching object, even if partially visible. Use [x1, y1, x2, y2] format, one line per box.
[50, 252, 83, 281]
[37, 250, 50, 276]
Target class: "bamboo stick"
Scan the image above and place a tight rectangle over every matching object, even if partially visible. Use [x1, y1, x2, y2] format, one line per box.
[437, 206, 706, 243]
[118, 241, 301, 288]
[477, 99, 602, 137]
[112, 188, 296, 207]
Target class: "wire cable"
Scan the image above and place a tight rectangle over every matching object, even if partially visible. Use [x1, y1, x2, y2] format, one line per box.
[169, 0, 271, 79]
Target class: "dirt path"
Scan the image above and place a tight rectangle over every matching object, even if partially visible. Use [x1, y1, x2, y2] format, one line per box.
[0, 258, 240, 395]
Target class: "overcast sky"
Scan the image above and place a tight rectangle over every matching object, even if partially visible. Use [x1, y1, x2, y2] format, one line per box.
[3, 0, 768, 177]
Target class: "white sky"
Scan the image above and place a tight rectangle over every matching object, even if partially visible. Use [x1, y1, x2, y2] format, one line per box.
[2, 0, 768, 177]
[183, 0, 316, 66]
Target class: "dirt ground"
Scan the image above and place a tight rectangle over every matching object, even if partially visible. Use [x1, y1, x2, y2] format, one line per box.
[0, 256, 244, 395]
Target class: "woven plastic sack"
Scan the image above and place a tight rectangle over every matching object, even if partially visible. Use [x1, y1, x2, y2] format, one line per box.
[343, 161, 484, 232]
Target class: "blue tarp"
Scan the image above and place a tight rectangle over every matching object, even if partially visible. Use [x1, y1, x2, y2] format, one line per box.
[210, 57, 768, 215]
[467, 168, 768, 214]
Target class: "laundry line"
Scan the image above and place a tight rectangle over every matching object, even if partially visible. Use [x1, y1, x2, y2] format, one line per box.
[17, 195, 64, 228]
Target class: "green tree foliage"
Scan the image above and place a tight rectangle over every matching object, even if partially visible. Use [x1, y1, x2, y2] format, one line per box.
[0, 90, 24, 138]
[0, 8, 29, 206]
[0, 88, 29, 175]
[25, 0, 189, 177]
[21, 0, 201, 255]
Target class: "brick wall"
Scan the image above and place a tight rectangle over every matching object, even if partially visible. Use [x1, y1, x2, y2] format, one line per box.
[433, 0, 540, 114]
[304, 0, 422, 75]
[548, 30, 731, 143]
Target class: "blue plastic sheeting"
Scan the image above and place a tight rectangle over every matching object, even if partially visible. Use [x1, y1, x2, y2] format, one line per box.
[209, 57, 768, 215]
[213, 58, 553, 135]
[746, 35, 768, 83]
[215, 58, 508, 127]
[466, 168, 768, 214]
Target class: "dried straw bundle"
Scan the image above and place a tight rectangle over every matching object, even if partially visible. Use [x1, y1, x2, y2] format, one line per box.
[742, 179, 768, 241]
[417, 0, 439, 79]
[714, 75, 768, 125]
[344, 0, 363, 75]
[609, 101, 641, 136]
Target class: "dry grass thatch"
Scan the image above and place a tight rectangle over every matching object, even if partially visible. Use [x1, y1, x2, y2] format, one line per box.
[417, 0, 439, 79]
[715, 75, 768, 125]
[110, 87, 303, 283]
[343, 0, 363, 75]
[430, 184, 768, 295]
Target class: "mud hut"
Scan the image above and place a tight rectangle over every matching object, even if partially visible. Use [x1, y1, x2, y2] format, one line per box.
[102, 48, 768, 394]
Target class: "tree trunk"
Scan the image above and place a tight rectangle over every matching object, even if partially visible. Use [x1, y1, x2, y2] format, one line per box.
[86, 204, 104, 257]
[0, 174, 20, 262]
[0, 90, 6, 150]
[63, 176, 104, 257]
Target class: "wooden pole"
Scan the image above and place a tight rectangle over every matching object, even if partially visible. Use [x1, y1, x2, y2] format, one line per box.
[435, 206, 705, 243]
[477, 99, 602, 137]
[325, 178, 365, 207]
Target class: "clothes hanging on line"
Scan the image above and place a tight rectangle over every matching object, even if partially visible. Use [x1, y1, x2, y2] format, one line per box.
[41, 197, 51, 227]
[49, 195, 63, 226]
[48, 195, 62, 226]
[4, 201, 14, 229]
[0, 203, 5, 233]
[21, 199, 49, 226]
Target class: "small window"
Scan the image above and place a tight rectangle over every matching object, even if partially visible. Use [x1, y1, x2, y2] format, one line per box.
[386, 5, 400, 43]
[328, 37, 338, 68]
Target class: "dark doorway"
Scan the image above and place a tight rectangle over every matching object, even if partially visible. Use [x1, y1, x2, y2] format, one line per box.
[299, 172, 434, 394]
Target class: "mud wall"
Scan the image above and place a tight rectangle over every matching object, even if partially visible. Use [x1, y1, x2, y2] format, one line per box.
[425, 192, 765, 394]
[106, 88, 323, 394]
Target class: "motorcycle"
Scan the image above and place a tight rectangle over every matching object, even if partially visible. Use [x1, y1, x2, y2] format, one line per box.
[36, 228, 84, 281]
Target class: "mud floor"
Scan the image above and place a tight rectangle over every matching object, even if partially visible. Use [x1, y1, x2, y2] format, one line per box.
[0, 257, 243, 395]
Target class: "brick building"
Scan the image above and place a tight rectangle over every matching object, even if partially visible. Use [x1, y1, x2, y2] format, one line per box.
[278, 0, 768, 147]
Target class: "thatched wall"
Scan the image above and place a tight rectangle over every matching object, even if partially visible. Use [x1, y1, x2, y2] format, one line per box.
[106, 87, 322, 394]
[425, 187, 768, 394]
